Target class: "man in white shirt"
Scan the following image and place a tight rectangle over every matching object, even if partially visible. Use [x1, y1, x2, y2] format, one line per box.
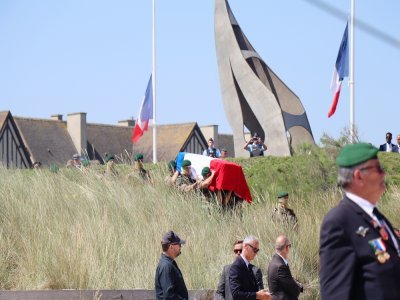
[320, 143, 400, 300]
[379, 132, 397, 152]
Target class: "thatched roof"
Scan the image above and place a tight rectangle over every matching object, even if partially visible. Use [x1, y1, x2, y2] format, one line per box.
[86, 123, 133, 163]
[132, 122, 206, 163]
[0, 111, 8, 131]
[13, 116, 76, 166]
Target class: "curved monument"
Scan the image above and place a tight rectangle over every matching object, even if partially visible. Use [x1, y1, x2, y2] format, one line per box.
[215, 0, 314, 157]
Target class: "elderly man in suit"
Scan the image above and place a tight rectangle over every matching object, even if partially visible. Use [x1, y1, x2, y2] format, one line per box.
[229, 236, 270, 300]
[215, 240, 264, 300]
[320, 143, 400, 300]
[267, 235, 303, 300]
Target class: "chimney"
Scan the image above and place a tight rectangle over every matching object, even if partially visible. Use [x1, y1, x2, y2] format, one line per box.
[200, 125, 219, 146]
[50, 114, 63, 121]
[67, 112, 87, 156]
[118, 119, 135, 127]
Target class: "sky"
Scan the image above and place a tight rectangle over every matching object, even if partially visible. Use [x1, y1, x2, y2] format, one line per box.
[0, 0, 399, 148]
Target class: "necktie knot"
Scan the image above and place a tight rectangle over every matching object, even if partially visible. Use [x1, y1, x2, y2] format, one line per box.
[373, 207, 383, 221]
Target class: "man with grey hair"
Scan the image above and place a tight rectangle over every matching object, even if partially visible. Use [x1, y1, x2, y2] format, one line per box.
[215, 239, 264, 300]
[267, 235, 303, 300]
[229, 236, 270, 299]
[320, 143, 400, 299]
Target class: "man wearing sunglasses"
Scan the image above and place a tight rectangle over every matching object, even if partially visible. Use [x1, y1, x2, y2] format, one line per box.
[155, 230, 188, 300]
[320, 143, 400, 300]
[229, 236, 271, 299]
[215, 240, 264, 299]
[267, 235, 303, 299]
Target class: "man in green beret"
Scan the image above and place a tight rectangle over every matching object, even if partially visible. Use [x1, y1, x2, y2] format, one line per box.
[272, 192, 298, 229]
[320, 143, 400, 299]
[175, 160, 197, 192]
[197, 166, 216, 199]
[104, 153, 118, 176]
[164, 160, 179, 186]
[128, 153, 151, 183]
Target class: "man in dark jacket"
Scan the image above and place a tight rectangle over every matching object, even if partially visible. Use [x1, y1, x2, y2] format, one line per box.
[229, 236, 270, 299]
[267, 235, 303, 300]
[155, 230, 188, 300]
[215, 240, 264, 300]
[320, 143, 400, 299]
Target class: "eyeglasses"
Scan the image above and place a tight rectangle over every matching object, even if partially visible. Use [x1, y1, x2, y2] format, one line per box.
[359, 165, 385, 174]
[247, 244, 260, 254]
[233, 248, 242, 254]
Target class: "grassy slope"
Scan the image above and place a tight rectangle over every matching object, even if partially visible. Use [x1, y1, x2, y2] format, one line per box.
[0, 149, 399, 299]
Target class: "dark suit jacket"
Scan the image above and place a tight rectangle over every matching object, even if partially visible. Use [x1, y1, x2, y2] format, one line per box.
[215, 263, 263, 300]
[379, 143, 398, 152]
[229, 256, 259, 299]
[320, 196, 400, 300]
[267, 254, 301, 300]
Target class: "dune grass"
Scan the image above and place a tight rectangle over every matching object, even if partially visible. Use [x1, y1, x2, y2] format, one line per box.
[1, 150, 400, 299]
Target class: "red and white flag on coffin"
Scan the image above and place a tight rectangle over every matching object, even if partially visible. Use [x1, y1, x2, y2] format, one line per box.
[176, 153, 252, 203]
[328, 22, 349, 118]
[132, 75, 153, 143]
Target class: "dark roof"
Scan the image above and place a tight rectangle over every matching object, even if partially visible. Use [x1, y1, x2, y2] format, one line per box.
[132, 122, 202, 162]
[13, 117, 76, 166]
[86, 123, 133, 163]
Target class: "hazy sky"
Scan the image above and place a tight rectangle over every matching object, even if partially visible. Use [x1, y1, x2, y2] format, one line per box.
[0, 1, 399, 147]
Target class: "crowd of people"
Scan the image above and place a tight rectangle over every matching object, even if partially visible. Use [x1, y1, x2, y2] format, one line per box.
[155, 231, 303, 300]
[28, 134, 400, 299]
[155, 142, 400, 300]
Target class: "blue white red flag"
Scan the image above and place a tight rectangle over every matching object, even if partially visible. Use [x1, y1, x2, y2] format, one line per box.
[132, 75, 153, 143]
[328, 23, 349, 118]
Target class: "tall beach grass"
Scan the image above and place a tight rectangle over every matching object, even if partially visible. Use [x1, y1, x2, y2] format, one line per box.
[0, 151, 400, 299]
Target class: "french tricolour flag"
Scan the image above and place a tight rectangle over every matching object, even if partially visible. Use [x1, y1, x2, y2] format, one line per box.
[328, 23, 349, 118]
[132, 75, 153, 143]
[176, 152, 252, 203]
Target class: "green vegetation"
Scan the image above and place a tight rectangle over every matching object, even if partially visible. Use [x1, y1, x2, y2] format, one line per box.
[1, 148, 400, 300]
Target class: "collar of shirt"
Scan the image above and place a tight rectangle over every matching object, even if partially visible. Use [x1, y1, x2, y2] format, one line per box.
[346, 192, 378, 223]
[240, 254, 250, 268]
[277, 253, 288, 266]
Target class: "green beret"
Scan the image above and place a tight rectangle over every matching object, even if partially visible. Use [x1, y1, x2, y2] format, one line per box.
[181, 160, 191, 168]
[277, 191, 288, 199]
[168, 160, 177, 171]
[133, 153, 144, 161]
[105, 154, 114, 163]
[201, 167, 211, 177]
[336, 143, 379, 167]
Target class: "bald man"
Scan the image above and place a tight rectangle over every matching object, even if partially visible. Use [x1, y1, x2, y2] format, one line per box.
[267, 235, 303, 300]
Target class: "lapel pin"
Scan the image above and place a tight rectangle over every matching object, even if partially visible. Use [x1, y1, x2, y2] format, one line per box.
[356, 226, 369, 237]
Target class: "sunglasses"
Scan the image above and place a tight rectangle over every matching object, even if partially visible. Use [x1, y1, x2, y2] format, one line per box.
[233, 248, 242, 254]
[247, 244, 260, 254]
[359, 165, 385, 174]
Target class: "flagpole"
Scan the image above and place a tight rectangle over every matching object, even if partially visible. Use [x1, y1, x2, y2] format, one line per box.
[349, 0, 355, 143]
[152, 0, 157, 163]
